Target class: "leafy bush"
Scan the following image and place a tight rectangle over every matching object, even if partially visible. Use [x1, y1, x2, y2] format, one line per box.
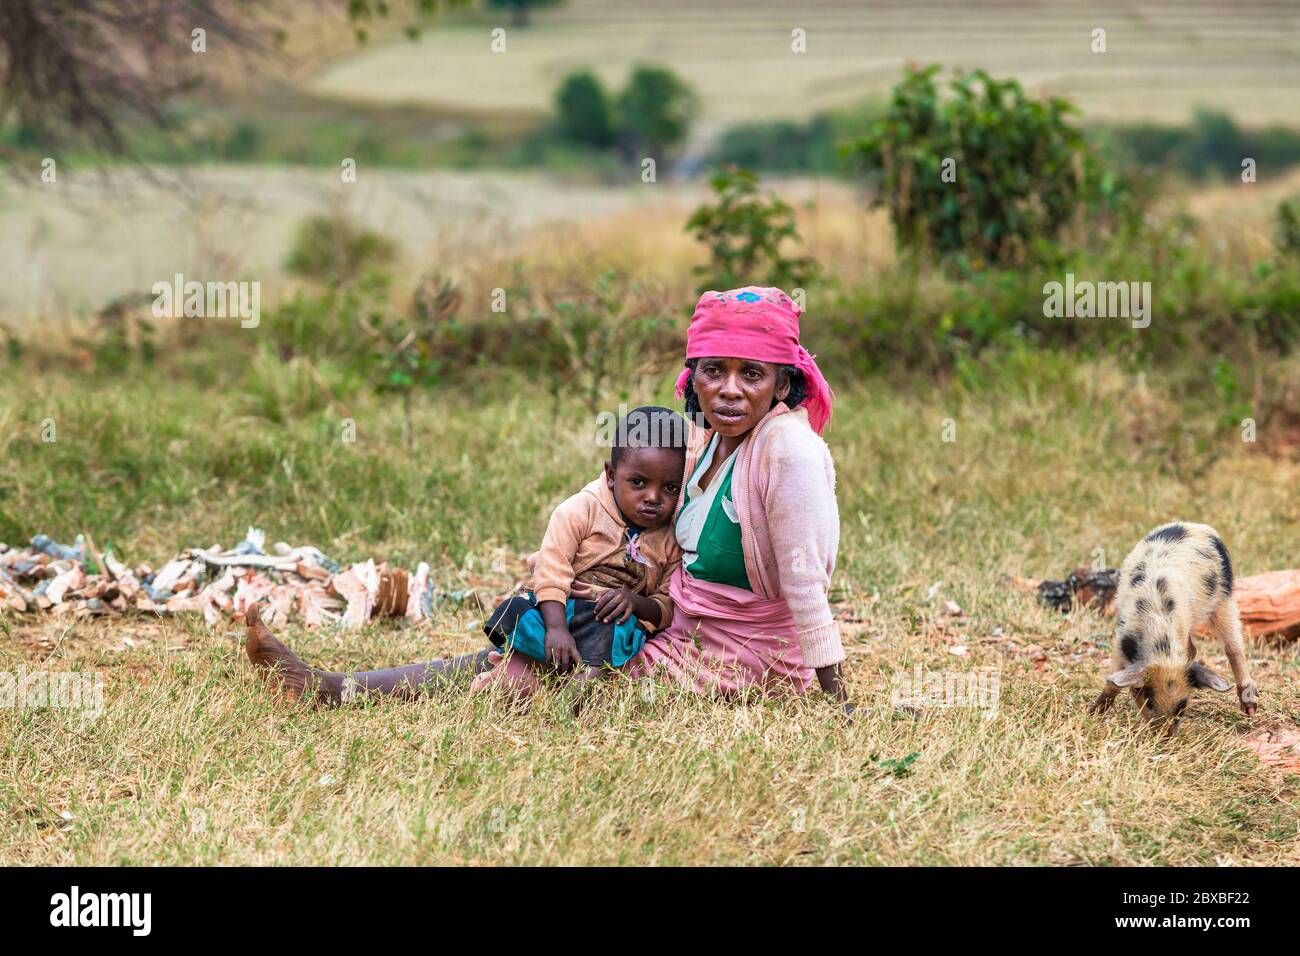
[261, 271, 392, 365]
[535, 271, 679, 413]
[685, 166, 818, 293]
[815, 224, 1300, 377]
[714, 115, 843, 173]
[848, 65, 1112, 266]
[1101, 110, 1300, 180]
[1211, 356, 1253, 431]
[555, 71, 615, 149]
[285, 213, 400, 285]
[711, 108, 887, 175]
[78, 298, 157, 375]
[220, 121, 263, 161]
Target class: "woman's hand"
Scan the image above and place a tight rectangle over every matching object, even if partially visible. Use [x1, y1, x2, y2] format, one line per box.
[815, 664, 854, 719]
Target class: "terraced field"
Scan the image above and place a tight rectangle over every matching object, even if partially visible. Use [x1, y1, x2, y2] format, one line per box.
[310, 0, 1300, 125]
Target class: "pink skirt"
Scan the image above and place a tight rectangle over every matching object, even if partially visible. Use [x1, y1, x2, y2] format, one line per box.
[470, 568, 813, 697]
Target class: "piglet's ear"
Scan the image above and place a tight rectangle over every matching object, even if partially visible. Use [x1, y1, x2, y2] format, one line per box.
[1188, 661, 1232, 693]
[1105, 663, 1147, 688]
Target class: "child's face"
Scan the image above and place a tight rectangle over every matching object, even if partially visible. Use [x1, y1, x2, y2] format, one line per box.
[604, 446, 684, 530]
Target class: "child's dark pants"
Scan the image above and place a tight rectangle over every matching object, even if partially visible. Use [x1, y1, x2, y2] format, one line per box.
[484, 594, 618, 667]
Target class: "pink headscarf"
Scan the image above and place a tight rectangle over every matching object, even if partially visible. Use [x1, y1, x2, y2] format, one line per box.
[673, 286, 835, 434]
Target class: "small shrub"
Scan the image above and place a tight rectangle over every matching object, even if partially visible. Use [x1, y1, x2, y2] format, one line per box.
[1104, 110, 1300, 180]
[285, 213, 400, 286]
[365, 273, 463, 449]
[1277, 198, 1300, 259]
[1211, 355, 1253, 431]
[685, 166, 818, 294]
[485, 0, 563, 29]
[76, 297, 157, 375]
[714, 114, 848, 175]
[262, 271, 392, 364]
[221, 121, 262, 161]
[537, 271, 678, 413]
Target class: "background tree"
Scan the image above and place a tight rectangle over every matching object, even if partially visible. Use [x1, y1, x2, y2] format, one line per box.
[485, 0, 565, 29]
[0, 0, 260, 160]
[0, 0, 460, 163]
[555, 70, 614, 148]
[615, 65, 697, 161]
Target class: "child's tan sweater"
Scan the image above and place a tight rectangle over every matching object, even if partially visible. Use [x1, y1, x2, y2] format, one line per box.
[526, 476, 682, 631]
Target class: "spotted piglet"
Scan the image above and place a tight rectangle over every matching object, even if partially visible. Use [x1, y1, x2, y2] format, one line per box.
[1089, 522, 1258, 733]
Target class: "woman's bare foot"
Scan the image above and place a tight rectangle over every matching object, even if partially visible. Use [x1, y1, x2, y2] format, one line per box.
[244, 605, 341, 704]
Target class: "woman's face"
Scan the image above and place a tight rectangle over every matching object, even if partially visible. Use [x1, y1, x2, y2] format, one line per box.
[692, 356, 789, 439]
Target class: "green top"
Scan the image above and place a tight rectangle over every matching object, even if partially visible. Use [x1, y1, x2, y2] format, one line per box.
[680, 438, 752, 592]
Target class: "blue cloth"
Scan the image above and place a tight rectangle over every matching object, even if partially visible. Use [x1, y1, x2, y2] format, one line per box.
[483, 592, 648, 668]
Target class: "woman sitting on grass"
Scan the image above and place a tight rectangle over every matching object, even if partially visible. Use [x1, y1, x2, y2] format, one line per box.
[247, 286, 851, 713]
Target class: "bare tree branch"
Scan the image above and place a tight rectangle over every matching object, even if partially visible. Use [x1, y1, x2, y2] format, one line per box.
[0, 0, 462, 164]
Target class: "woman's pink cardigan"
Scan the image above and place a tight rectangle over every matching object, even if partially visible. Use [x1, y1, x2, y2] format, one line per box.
[674, 403, 845, 669]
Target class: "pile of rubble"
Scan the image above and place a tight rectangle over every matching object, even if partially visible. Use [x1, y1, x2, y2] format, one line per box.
[1012, 563, 1300, 639]
[0, 529, 481, 629]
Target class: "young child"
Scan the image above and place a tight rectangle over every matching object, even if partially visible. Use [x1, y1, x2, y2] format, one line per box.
[483, 405, 687, 681]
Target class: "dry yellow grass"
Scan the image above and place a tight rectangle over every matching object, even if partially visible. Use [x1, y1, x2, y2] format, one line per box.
[0, 171, 887, 319]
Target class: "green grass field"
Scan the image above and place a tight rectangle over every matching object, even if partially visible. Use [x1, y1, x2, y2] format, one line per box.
[2, 349, 1298, 865]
